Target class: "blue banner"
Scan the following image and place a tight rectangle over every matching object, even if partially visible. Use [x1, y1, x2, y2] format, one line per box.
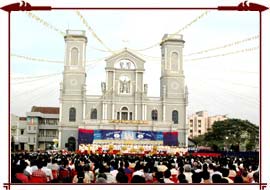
[136, 131, 152, 140]
[156, 132, 163, 141]
[121, 130, 135, 140]
[94, 130, 102, 140]
[101, 130, 122, 140]
[79, 129, 178, 145]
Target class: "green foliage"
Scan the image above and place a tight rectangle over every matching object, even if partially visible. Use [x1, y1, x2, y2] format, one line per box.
[246, 142, 255, 151]
[192, 119, 259, 151]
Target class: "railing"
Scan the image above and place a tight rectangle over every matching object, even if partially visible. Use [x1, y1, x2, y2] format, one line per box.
[66, 30, 85, 36]
[14, 136, 28, 143]
[18, 136, 28, 143]
[38, 136, 57, 142]
[38, 124, 58, 129]
[27, 129, 37, 133]
[84, 119, 174, 125]
[38, 122, 58, 125]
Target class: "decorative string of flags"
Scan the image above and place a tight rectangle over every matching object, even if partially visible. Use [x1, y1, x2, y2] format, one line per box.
[11, 53, 106, 65]
[12, 72, 61, 80]
[26, 11, 113, 52]
[25, 12, 65, 36]
[11, 53, 63, 64]
[184, 35, 259, 57]
[12, 44, 259, 64]
[184, 46, 259, 62]
[21, 11, 259, 64]
[175, 11, 209, 34]
[135, 11, 210, 52]
[76, 11, 114, 54]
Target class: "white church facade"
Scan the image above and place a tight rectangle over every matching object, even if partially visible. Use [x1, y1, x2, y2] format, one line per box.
[59, 30, 188, 151]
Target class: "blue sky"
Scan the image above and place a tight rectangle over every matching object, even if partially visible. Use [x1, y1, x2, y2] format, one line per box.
[10, 9, 259, 124]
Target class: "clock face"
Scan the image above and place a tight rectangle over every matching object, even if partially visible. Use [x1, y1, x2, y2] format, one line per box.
[170, 80, 180, 90]
[70, 79, 78, 86]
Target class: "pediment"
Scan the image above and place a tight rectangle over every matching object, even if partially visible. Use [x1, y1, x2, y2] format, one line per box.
[105, 48, 145, 70]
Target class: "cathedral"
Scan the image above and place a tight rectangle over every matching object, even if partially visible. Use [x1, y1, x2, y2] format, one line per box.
[59, 30, 188, 151]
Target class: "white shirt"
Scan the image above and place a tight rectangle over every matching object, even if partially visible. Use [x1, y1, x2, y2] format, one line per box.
[41, 166, 53, 182]
[31, 165, 38, 172]
[132, 170, 145, 177]
[164, 178, 174, 183]
[24, 166, 32, 175]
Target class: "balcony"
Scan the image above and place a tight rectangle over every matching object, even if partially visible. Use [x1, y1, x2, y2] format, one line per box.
[18, 136, 28, 143]
[83, 120, 181, 132]
[84, 119, 173, 126]
[38, 136, 58, 142]
[38, 124, 58, 129]
[27, 129, 37, 134]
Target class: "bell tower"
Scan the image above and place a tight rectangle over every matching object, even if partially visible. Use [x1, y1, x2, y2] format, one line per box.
[59, 30, 87, 149]
[160, 34, 188, 147]
[160, 34, 185, 98]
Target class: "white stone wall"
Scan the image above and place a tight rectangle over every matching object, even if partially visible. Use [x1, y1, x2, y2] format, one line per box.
[60, 31, 188, 148]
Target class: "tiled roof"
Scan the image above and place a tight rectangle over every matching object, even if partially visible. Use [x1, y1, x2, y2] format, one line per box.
[31, 106, 59, 114]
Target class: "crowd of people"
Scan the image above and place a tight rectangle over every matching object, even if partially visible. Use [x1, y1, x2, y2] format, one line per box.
[11, 151, 259, 184]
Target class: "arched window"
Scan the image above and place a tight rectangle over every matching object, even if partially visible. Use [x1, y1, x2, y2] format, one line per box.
[171, 52, 179, 71]
[151, 110, 158, 121]
[69, 107, 76, 122]
[90, 108, 97, 119]
[121, 107, 128, 120]
[172, 110, 178, 124]
[71, 47, 79, 65]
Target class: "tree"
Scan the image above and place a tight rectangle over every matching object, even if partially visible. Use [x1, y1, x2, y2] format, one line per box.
[192, 119, 259, 151]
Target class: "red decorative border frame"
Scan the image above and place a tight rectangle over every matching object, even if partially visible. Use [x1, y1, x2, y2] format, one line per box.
[1, 1, 268, 190]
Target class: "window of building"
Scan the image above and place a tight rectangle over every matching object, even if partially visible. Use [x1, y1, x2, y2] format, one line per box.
[190, 130, 193, 133]
[47, 119, 58, 125]
[71, 47, 79, 65]
[20, 129, 24, 135]
[69, 107, 76, 122]
[151, 110, 158, 121]
[33, 137, 36, 143]
[172, 110, 179, 124]
[198, 120, 201, 127]
[117, 112, 120, 120]
[46, 130, 57, 137]
[171, 52, 179, 71]
[121, 107, 128, 120]
[90, 108, 97, 119]
[39, 129, 45, 137]
[122, 113, 128, 120]
[129, 112, 132, 120]
[198, 130, 201, 134]
[39, 119, 45, 125]
[47, 130, 52, 137]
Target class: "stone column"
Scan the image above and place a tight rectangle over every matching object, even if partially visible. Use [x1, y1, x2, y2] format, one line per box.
[112, 104, 115, 120]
